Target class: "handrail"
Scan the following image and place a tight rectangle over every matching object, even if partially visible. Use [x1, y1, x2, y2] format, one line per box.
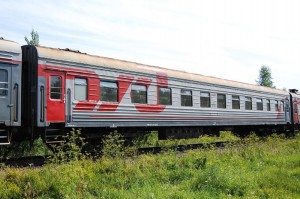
[13, 84, 18, 122]
[40, 86, 45, 122]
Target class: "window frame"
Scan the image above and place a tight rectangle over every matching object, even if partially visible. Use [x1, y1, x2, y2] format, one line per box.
[266, 99, 271, 111]
[74, 77, 88, 101]
[50, 76, 62, 100]
[100, 81, 118, 102]
[217, 93, 226, 109]
[275, 100, 279, 111]
[232, 95, 240, 109]
[181, 89, 193, 107]
[131, 84, 147, 104]
[245, 97, 252, 110]
[0, 69, 8, 97]
[200, 92, 211, 108]
[256, 98, 263, 111]
[158, 87, 172, 105]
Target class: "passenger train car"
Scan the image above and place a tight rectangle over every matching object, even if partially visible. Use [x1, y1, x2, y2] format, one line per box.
[0, 39, 22, 144]
[0, 38, 299, 145]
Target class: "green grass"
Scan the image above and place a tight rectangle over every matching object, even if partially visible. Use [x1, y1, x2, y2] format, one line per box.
[0, 133, 299, 198]
[134, 131, 240, 148]
[0, 137, 52, 160]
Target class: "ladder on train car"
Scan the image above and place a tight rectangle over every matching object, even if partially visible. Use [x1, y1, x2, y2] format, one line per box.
[0, 129, 10, 145]
[44, 127, 66, 144]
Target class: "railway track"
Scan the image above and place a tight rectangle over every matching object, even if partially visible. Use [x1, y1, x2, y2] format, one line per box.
[1, 140, 232, 167]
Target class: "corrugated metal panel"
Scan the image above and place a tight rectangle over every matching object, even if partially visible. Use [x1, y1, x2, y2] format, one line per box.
[36, 46, 288, 96]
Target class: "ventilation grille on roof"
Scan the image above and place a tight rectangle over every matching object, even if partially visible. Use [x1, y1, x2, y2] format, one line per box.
[59, 48, 86, 54]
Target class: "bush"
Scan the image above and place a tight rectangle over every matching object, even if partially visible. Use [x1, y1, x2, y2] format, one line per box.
[101, 132, 134, 158]
[47, 128, 88, 164]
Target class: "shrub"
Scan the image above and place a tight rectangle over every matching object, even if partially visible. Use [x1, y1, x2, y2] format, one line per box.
[47, 128, 87, 164]
[101, 132, 126, 158]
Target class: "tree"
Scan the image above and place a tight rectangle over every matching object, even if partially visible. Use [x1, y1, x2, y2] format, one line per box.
[25, 29, 39, 46]
[256, 65, 275, 88]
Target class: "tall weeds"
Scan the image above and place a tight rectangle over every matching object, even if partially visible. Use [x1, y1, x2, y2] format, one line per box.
[0, 132, 299, 198]
[47, 128, 87, 164]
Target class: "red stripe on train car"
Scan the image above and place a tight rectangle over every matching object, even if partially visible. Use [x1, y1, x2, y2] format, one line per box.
[98, 103, 119, 112]
[73, 102, 98, 111]
[134, 104, 166, 113]
[135, 77, 152, 89]
[38, 64, 98, 79]
[156, 72, 168, 87]
[117, 75, 135, 102]
[0, 58, 21, 63]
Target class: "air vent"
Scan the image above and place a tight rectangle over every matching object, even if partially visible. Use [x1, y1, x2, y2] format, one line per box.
[59, 48, 86, 54]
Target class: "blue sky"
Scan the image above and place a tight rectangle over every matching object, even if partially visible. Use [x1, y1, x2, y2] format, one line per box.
[1, 0, 300, 90]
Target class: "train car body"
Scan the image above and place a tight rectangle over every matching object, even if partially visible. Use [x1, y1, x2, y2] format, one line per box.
[0, 39, 22, 144]
[290, 92, 300, 130]
[20, 45, 297, 143]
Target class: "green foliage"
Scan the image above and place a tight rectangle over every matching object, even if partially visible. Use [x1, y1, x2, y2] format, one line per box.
[101, 132, 137, 158]
[24, 29, 39, 46]
[256, 65, 275, 88]
[133, 131, 239, 148]
[133, 131, 159, 147]
[0, 133, 299, 198]
[101, 132, 125, 158]
[0, 137, 51, 160]
[47, 128, 88, 164]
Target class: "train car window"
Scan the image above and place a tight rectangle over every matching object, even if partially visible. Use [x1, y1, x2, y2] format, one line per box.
[100, 81, 118, 102]
[245, 97, 252, 110]
[74, 78, 87, 100]
[266, 99, 271, 111]
[0, 69, 8, 96]
[232, 95, 240, 109]
[181, 89, 192, 106]
[217, 94, 226, 108]
[50, 76, 62, 100]
[131, 84, 147, 104]
[200, 92, 210, 108]
[158, 87, 172, 105]
[256, 98, 263, 111]
[275, 100, 279, 111]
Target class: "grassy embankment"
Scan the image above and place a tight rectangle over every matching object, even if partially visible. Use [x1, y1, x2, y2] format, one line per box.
[0, 132, 299, 198]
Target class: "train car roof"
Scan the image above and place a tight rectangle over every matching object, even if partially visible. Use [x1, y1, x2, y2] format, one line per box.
[290, 92, 300, 99]
[0, 38, 21, 54]
[35, 45, 288, 96]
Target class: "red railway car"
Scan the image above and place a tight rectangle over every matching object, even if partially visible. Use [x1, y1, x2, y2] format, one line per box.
[0, 38, 299, 145]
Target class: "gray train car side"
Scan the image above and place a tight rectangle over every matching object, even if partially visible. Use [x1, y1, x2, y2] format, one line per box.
[21, 45, 297, 142]
[0, 38, 22, 145]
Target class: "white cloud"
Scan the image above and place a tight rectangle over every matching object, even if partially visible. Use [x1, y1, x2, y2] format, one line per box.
[1, 0, 300, 89]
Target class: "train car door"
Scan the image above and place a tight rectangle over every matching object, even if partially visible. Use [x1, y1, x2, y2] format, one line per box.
[294, 101, 299, 124]
[0, 63, 11, 125]
[285, 99, 290, 123]
[46, 71, 65, 122]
